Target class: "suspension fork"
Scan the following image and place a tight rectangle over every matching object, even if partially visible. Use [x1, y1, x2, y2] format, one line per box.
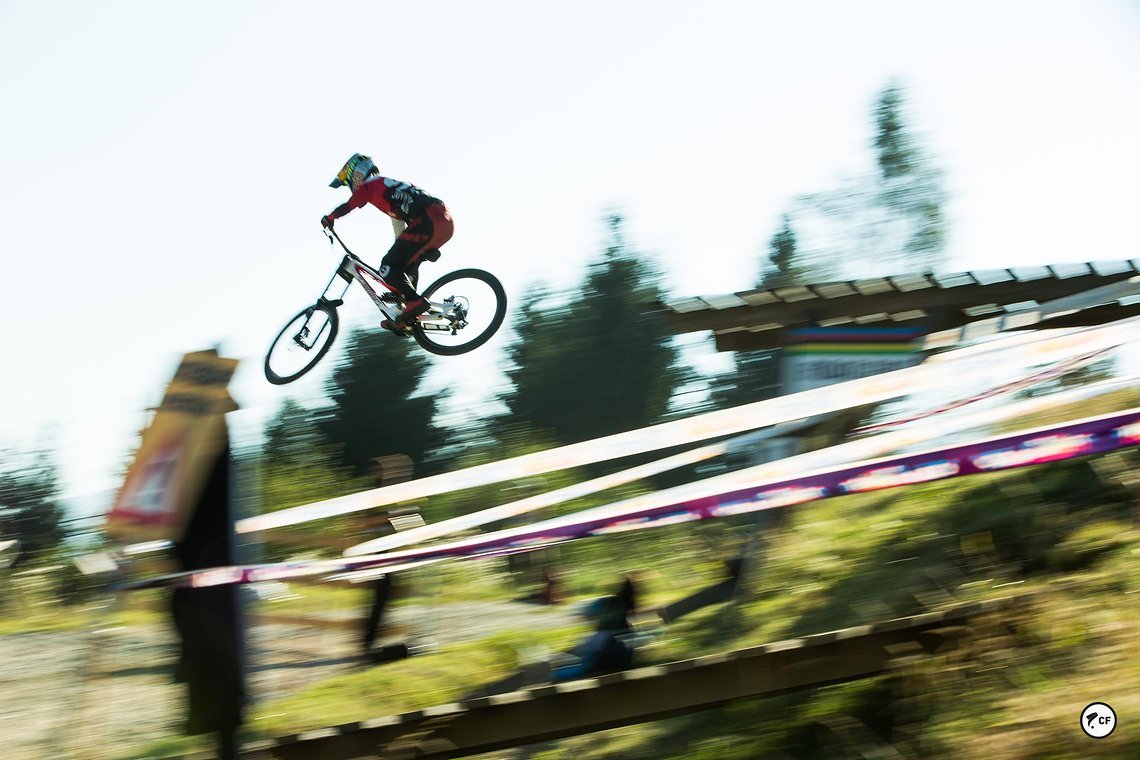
[316, 254, 353, 308]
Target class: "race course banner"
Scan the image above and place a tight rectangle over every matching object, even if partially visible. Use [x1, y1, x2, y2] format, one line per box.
[105, 350, 238, 543]
[119, 393, 1140, 591]
[343, 363, 1129, 557]
[238, 315, 1140, 536]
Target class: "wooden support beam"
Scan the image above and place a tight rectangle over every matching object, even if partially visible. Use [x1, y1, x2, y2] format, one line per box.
[661, 270, 1139, 339]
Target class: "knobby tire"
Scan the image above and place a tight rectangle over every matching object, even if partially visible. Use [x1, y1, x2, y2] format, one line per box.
[264, 301, 340, 384]
[413, 268, 508, 356]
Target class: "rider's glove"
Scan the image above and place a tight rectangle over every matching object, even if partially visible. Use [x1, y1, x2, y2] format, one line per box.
[321, 215, 335, 229]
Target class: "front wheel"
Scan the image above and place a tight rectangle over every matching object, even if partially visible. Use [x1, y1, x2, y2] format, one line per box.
[264, 301, 339, 384]
[413, 268, 507, 356]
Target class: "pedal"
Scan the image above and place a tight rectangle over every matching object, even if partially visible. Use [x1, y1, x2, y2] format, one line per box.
[380, 319, 411, 338]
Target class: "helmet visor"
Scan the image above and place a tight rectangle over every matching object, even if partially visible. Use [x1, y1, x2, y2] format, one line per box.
[330, 153, 374, 189]
[330, 166, 352, 188]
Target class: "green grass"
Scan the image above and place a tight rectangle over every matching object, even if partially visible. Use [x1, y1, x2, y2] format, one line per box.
[998, 385, 1140, 433]
[256, 626, 583, 736]
[16, 387, 1140, 759]
[0, 580, 167, 635]
[532, 449, 1140, 760]
[238, 444, 1139, 758]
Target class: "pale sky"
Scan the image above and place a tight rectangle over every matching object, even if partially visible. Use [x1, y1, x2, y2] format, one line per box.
[1, 0, 1138, 503]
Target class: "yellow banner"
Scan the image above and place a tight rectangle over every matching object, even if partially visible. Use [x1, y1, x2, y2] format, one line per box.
[105, 350, 238, 543]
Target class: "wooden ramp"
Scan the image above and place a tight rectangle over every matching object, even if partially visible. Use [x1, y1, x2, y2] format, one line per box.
[225, 597, 1015, 760]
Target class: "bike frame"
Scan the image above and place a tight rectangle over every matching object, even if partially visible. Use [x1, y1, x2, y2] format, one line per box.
[317, 229, 455, 332]
[265, 229, 502, 383]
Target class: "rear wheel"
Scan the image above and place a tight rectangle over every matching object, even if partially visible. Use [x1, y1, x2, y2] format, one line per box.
[413, 268, 507, 356]
[264, 301, 339, 384]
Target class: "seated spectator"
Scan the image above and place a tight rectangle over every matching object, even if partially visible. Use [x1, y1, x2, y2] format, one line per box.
[551, 576, 639, 681]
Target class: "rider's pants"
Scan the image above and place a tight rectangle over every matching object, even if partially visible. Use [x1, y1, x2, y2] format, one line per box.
[381, 203, 454, 300]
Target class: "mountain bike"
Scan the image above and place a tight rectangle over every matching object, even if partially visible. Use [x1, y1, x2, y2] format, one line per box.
[264, 228, 507, 385]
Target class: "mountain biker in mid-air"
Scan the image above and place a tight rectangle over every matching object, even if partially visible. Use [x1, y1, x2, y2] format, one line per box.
[321, 153, 454, 333]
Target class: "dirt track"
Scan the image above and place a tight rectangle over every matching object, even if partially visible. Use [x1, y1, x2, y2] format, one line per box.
[1, 601, 579, 760]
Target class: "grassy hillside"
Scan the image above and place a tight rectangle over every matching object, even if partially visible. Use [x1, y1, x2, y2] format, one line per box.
[83, 385, 1140, 758]
[186, 388, 1139, 759]
[553, 452, 1138, 759]
[225, 448, 1138, 759]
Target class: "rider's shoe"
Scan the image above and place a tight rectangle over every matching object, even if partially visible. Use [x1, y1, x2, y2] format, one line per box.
[393, 297, 430, 330]
[380, 319, 411, 338]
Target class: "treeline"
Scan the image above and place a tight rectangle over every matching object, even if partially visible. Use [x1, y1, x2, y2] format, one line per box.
[2, 82, 951, 565]
[256, 82, 950, 498]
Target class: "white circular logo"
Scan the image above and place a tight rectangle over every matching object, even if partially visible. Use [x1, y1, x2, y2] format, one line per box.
[1080, 702, 1117, 739]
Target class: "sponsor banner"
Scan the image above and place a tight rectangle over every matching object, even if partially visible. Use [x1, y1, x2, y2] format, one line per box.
[346, 438, 731, 556]
[782, 326, 924, 392]
[120, 390, 1140, 591]
[782, 352, 922, 393]
[237, 317, 1140, 535]
[314, 406, 1140, 579]
[347, 420, 813, 556]
[105, 351, 238, 543]
[345, 367, 1121, 558]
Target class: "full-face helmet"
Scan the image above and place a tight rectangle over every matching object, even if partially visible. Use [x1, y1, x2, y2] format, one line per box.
[330, 153, 378, 190]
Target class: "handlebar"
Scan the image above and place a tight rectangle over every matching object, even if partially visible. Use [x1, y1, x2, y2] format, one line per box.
[323, 225, 356, 258]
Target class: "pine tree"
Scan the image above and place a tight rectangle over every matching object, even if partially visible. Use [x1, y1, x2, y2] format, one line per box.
[792, 81, 948, 277]
[712, 216, 806, 408]
[255, 396, 370, 550]
[0, 450, 65, 561]
[874, 82, 947, 271]
[264, 398, 329, 468]
[495, 214, 685, 445]
[315, 327, 442, 477]
[875, 84, 915, 181]
[763, 214, 805, 288]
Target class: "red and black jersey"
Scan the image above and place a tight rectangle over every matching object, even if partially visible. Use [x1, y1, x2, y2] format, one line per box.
[339, 175, 443, 225]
